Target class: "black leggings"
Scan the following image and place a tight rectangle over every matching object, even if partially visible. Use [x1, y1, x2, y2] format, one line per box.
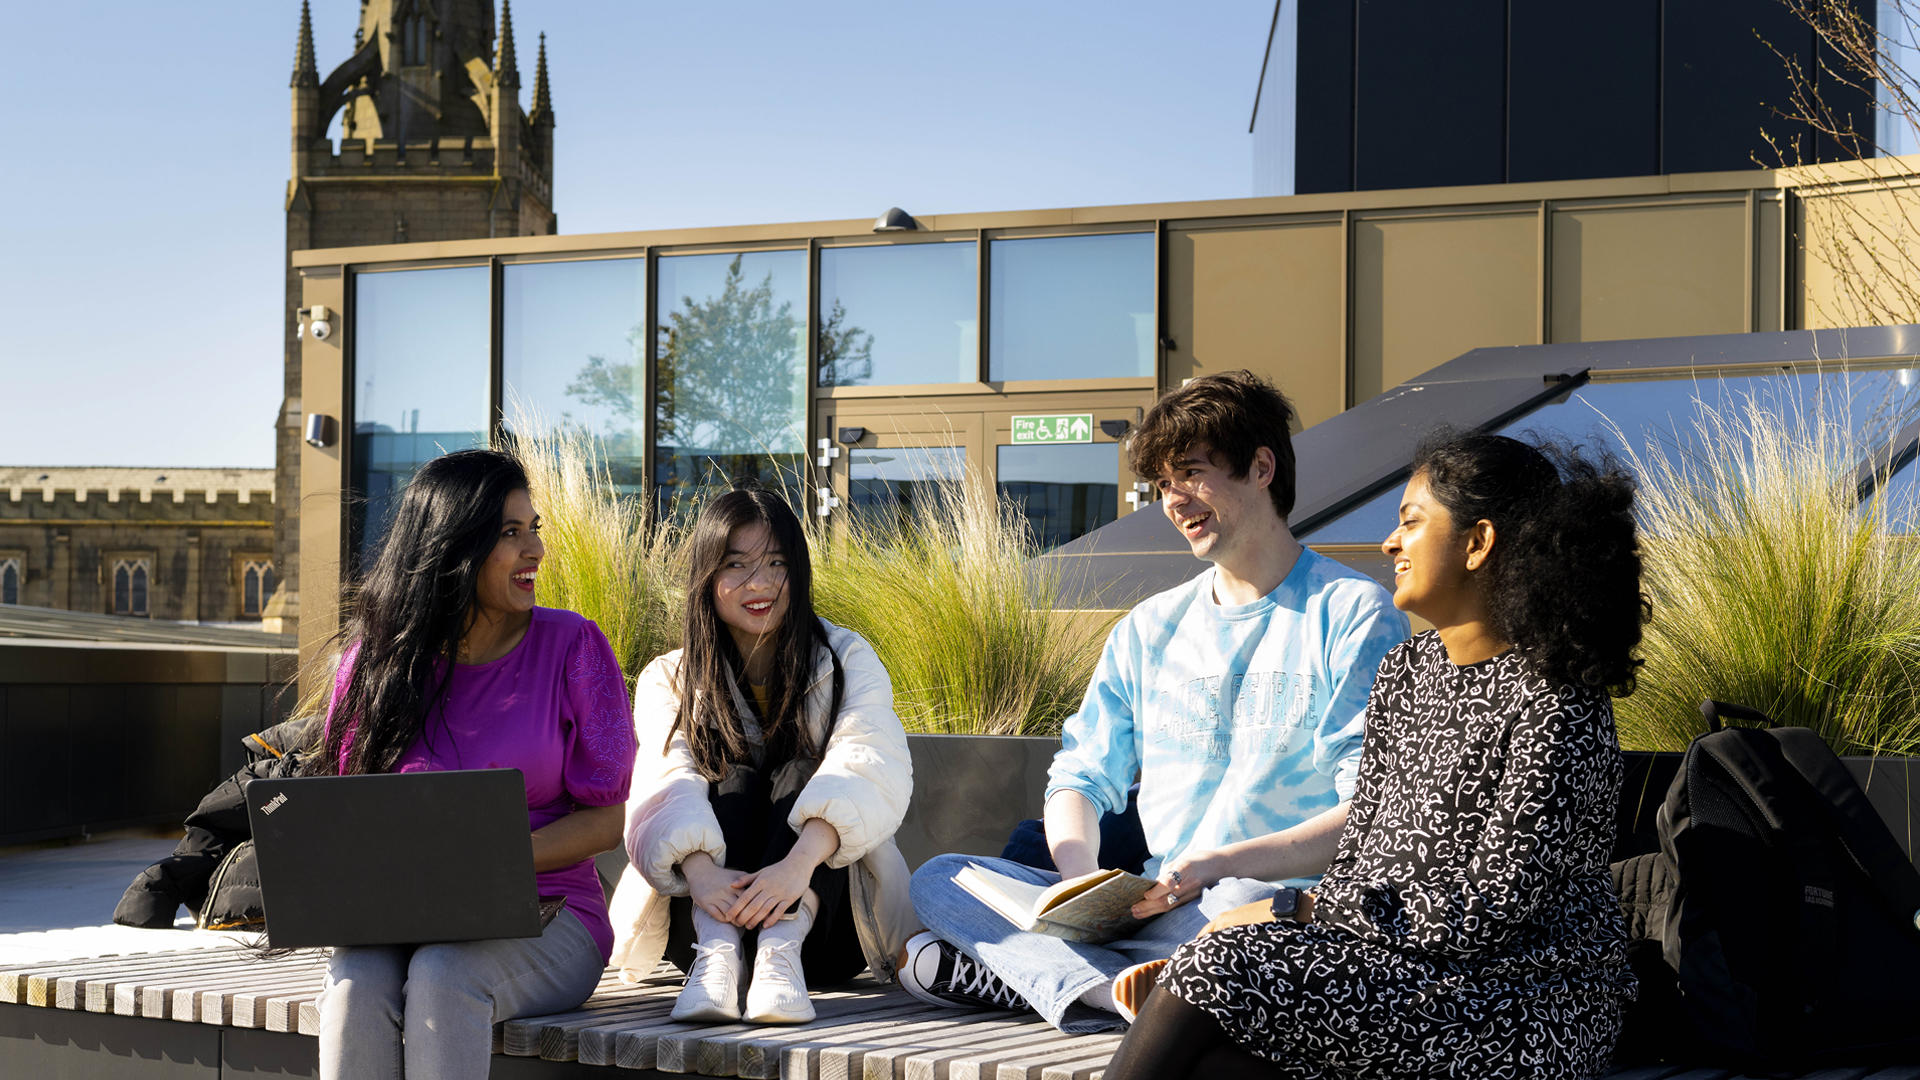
[664, 757, 865, 987]
[1102, 985, 1282, 1080]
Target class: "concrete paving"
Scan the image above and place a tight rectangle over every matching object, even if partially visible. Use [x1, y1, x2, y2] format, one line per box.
[0, 831, 247, 965]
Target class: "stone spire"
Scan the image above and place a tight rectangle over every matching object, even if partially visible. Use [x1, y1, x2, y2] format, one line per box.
[291, 0, 318, 89]
[496, 0, 520, 89]
[530, 32, 552, 123]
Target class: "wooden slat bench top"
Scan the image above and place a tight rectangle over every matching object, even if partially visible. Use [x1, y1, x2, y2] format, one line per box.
[5, 948, 1919, 1080]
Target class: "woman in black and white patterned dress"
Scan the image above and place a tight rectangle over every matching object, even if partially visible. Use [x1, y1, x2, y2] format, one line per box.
[1105, 432, 1648, 1080]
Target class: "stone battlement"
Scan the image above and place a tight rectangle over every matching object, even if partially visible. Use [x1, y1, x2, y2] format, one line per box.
[0, 468, 274, 510]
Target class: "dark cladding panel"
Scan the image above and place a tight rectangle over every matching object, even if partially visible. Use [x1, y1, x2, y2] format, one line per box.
[1353, 0, 1507, 191]
[1295, 0, 1356, 193]
[1509, 0, 1659, 182]
[1663, 1, 1812, 173]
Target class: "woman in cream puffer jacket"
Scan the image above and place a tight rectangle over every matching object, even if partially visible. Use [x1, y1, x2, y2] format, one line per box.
[608, 619, 918, 988]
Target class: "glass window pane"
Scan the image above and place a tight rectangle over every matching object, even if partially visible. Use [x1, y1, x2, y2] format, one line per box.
[848, 446, 966, 531]
[654, 251, 807, 512]
[2, 563, 17, 605]
[1301, 367, 1920, 542]
[351, 266, 491, 559]
[502, 258, 648, 493]
[989, 233, 1154, 381]
[818, 242, 977, 386]
[114, 565, 129, 613]
[997, 443, 1120, 550]
[131, 565, 148, 615]
[244, 566, 261, 615]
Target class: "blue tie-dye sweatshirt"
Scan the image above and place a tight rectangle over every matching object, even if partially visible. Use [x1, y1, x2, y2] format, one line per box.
[1045, 549, 1408, 881]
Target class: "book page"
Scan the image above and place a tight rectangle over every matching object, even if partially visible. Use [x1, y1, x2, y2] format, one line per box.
[1034, 870, 1156, 937]
[954, 863, 1053, 928]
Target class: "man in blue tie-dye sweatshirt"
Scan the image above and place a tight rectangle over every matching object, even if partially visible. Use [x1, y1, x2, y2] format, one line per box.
[903, 371, 1410, 1033]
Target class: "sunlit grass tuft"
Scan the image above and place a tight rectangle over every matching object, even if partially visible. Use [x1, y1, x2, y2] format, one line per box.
[808, 473, 1115, 736]
[1612, 381, 1920, 756]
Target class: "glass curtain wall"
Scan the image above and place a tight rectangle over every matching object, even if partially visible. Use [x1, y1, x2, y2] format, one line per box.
[1301, 366, 1920, 543]
[502, 258, 648, 493]
[997, 443, 1119, 549]
[351, 265, 491, 560]
[817, 241, 978, 386]
[653, 250, 807, 512]
[989, 233, 1155, 381]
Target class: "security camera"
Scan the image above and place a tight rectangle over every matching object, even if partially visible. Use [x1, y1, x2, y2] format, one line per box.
[302, 304, 333, 343]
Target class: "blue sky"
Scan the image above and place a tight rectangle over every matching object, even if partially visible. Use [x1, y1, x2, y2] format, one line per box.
[0, 2, 1273, 468]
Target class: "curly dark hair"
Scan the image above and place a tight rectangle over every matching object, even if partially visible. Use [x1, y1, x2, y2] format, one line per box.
[1412, 430, 1649, 694]
[1127, 370, 1297, 521]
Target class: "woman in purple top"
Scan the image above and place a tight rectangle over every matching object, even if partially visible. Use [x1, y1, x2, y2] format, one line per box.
[311, 449, 636, 1080]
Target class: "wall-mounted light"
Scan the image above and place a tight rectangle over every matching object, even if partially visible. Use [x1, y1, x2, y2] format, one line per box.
[872, 207, 919, 233]
[297, 305, 334, 342]
[837, 426, 867, 445]
[304, 413, 337, 449]
[1098, 419, 1131, 440]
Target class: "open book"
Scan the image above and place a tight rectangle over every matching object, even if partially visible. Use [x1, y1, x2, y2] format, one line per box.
[954, 864, 1158, 944]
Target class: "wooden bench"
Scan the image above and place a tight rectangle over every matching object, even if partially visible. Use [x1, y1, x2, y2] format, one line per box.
[6, 946, 1920, 1079]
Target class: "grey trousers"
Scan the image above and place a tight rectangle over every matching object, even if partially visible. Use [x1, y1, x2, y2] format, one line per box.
[316, 909, 604, 1080]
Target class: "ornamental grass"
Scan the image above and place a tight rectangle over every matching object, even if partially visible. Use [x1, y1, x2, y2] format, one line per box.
[807, 472, 1114, 737]
[1612, 381, 1920, 757]
[510, 416, 1114, 734]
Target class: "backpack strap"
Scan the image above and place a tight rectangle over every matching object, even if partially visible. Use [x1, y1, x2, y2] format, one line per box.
[1691, 729, 1842, 970]
[1768, 727, 1920, 935]
[1700, 699, 1776, 733]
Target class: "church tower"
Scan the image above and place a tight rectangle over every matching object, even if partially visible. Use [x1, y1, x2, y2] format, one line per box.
[271, 0, 557, 632]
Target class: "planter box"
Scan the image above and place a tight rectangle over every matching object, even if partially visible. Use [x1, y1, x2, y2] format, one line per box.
[895, 734, 1061, 871]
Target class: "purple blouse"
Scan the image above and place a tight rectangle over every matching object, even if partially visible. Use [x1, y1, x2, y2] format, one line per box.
[325, 607, 636, 960]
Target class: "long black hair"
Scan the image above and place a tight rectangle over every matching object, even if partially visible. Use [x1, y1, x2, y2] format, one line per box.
[1412, 430, 1649, 694]
[311, 449, 532, 776]
[672, 486, 827, 780]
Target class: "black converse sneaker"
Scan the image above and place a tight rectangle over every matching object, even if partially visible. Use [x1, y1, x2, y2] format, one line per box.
[896, 932, 1031, 1011]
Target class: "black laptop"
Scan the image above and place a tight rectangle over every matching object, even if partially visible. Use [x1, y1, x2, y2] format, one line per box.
[245, 768, 544, 949]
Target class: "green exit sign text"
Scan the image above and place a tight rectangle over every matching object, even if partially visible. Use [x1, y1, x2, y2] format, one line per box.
[1011, 413, 1094, 445]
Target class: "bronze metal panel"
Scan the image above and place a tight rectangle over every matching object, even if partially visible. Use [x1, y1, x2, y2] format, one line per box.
[1350, 212, 1540, 404]
[1549, 200, 1748, 343]
[1164, 222, 1346, 428]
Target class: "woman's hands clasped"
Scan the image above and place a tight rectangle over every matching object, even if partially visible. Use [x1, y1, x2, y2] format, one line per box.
[726, 855, 814, 929]
[681, 852, 751, 923]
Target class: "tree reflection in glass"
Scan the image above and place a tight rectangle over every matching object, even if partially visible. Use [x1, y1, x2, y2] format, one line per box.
[650, 252, 810, 513]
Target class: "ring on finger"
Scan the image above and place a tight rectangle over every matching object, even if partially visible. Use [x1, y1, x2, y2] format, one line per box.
[1165, 892, 1178, 906]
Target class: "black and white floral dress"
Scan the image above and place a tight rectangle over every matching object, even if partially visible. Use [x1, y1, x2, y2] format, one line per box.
[1160, 631, 1634, 1079]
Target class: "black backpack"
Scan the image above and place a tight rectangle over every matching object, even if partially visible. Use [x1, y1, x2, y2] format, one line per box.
[1649, 701, 1920, 1069]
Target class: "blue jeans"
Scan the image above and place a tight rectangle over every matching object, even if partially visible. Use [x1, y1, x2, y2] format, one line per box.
[316, 909, 604, 1079]
[909, 853, 1278, 1033]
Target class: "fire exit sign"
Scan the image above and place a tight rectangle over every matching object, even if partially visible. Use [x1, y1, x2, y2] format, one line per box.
[1011, 413, 1094, 444]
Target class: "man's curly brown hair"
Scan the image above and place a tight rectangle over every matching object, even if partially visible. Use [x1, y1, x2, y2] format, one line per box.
[1125, 370, 1298, 521]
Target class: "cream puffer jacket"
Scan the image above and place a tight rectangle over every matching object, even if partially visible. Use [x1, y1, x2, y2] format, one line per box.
[607, 621, 917, 983]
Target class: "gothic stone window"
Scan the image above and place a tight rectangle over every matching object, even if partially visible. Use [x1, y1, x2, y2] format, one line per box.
[0, 556, 20, 605]
[240, 558, 277, 618]
[112, 557, 151, 617]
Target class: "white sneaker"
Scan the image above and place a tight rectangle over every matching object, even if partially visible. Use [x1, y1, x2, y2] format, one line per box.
[672, 940, 743, 1022]
[744, 937, 815, 1024]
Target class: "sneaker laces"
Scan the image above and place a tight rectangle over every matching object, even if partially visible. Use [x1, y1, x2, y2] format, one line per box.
[947, 952, 1025, 1008]
[755, 938, 806, 988]
[687, 940, 738, 992]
